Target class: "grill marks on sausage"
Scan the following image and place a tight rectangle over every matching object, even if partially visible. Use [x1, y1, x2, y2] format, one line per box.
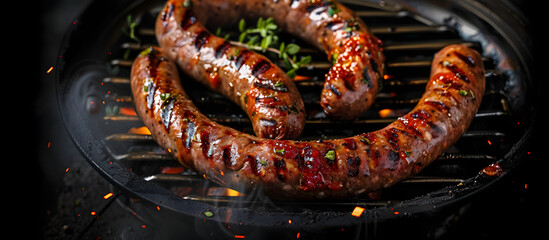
[252, 60, 271, 76]
[274, 159, 286, 181]
[160, 3, 175, 28]
[185, 121, 195, 149]
[199, 131, 212, 159]
[347, 156, 361, 177]
[143, 52, 165, 111]
[215, 41, 231, 59]
[235, 49, 252, 70]
[160, 100, 174, 130]
[194, 30, 211, 51]
[326, 84, 341, 96]
[222, 147, 234, 168]
[452, 51, 476, 67]
[443, 61, 470, 83]
[181, 8, 197, 30]
[424, 100, 450, 113]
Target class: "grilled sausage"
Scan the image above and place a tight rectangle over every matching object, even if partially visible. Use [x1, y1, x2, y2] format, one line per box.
[156, 0, 306, 139]
[131, 44, 485, 199]
[156, 0, 385, 123]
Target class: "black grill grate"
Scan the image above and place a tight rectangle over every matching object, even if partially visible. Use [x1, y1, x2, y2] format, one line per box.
[99, 0, 513, 208]
[56, 1, 535, 237]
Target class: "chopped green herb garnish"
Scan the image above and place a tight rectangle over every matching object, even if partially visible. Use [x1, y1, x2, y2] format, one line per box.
[405, 150, 411, 157]
[274, 148, 285, 155]
[328, 5, 341, 17]
[360, 137, 371, 144]
[203, 211, 214, 217]
[325, 150, 336, 163]
[160, 93, 171, 101]
[225, 17, 311, 80]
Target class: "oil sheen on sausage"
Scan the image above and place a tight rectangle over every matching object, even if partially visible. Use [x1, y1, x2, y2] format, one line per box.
[131, 44, 484, 199]
[156, 0, 385, 124]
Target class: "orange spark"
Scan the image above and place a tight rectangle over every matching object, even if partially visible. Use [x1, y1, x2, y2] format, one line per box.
[128, 126, 151, 135]
[351, 206, 365, 217]
[378, 109, 393, 118]
[91, 211, 96, 216]
[103, 192, 113, 199]
[234, 235, 245, 239]
[46, 66, 53, 74]
[120, 107, 137, 116]
[293, 75, 312, 81]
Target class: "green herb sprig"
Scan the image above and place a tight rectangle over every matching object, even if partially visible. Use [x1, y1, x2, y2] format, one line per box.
[216, 17, 311, 79]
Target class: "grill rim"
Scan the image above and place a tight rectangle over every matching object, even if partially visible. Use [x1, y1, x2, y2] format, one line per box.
[55, 0, 537, 230]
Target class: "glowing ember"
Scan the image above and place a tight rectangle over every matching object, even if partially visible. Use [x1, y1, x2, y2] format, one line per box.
[234, 235, 245, 239]
[160, 166, 185, 174]
[351, 206, 365, 217]
[103, 192, 113, 199]
[293, 75, 312, 81]
[128, 126, 151, 135]
[120, 107, 137, 116]
[91, 211, 96, 216]
[378, 109, 393, 118]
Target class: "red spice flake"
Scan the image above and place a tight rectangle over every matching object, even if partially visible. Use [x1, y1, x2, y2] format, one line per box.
[482, 162, 503, 177]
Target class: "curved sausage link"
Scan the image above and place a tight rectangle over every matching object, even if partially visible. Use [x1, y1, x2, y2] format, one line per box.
[131, 44, 484, 199]
[157, 0, 385, 123]
[156, 0, 306, 139]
